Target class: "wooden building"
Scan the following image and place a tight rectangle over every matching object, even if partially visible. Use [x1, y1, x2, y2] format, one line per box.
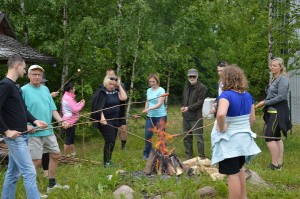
[0, 12, 55, 65]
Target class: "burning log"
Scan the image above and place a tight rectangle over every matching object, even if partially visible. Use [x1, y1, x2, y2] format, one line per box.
[144, 149, 159, 174]
[167, 162, 176, 175]
[143, 118, 187, 176]
[144, 149, 186, 176]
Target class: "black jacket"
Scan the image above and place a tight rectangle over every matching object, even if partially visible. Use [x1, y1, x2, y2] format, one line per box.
[182, 81, 207, 121]
[263, 100, 292, 137]
[91, 86, 107, 128]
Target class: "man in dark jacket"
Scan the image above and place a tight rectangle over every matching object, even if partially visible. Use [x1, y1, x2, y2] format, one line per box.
[181, 68, 207, 159]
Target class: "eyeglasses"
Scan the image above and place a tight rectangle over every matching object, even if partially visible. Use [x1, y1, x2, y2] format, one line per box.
[188, 76, 197, 79]
[109, 77, 118, 81]
[30, 73, 42, 77]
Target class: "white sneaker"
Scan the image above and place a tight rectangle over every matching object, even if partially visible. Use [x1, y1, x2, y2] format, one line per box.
[40, 193, 48, 198]
[47, 183, 70, 193]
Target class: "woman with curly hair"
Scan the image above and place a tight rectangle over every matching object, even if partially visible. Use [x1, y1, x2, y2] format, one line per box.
[211, 65, 261, 199]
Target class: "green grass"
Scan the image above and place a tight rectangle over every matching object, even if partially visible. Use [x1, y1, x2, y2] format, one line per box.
[1, 107, 300, 198]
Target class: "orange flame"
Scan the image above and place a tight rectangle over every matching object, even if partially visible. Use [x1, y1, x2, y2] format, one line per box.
[150, 118, 174, 157]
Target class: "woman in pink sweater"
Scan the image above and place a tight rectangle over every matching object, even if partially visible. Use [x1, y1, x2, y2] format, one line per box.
[62, 82, 85, 156]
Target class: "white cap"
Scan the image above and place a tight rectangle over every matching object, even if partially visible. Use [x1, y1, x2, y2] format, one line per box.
[28, 65, 44, 74]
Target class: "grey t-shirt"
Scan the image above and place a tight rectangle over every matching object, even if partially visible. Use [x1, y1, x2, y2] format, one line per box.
[265, 75, 289, 106]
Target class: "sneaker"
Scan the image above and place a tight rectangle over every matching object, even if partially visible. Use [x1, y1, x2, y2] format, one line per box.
[267, 163, 281, 170]
[142, 156, 148, 160]
[47, 183, 70, 193]
[104, 161, 119, 168]
[278, 163, 284, 169]
[40, 193, 48, 198]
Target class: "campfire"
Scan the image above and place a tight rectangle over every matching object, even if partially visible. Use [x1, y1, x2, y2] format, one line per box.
[143, 119, 186, 176]
[144, 149, 186, 175]
[143, 120, 225, 181]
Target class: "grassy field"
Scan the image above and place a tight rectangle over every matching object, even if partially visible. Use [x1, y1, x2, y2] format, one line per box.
[0, 106, 300, 199]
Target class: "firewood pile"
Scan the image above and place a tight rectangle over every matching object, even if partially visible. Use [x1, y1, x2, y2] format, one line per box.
[0, 141, 100, 166]
[144, 149, 186, 175]
[182, 157, 225, 181]
[143, 149, 225, 181]
[59, 155, 101, 165]
[0, 142, 8, 164]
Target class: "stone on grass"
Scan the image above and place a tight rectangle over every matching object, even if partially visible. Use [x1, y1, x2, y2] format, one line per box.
[153, 195, 161, 199]
[243, 168, 270, 187]
[165, 192, 176, 198]
[114, 185, 135, 199]
[194, 186, 217, 198]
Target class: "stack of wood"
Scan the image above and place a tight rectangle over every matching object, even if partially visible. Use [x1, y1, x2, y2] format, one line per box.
[182, 157, 225, 181]
[58, 155, 101, 165]
[144, 149, 186, 175]
[1, 142, 100, 166]
[0, 142, 8, 165]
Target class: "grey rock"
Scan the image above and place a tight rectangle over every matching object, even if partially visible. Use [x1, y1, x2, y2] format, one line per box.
[114, 185, 135, 199]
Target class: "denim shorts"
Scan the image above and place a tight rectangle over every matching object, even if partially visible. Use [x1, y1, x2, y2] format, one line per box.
[29, 134, 60, 159]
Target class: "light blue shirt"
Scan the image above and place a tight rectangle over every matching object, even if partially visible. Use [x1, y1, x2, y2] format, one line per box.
[21, 83, 57, 137]
[210, 114, 261, 165]
[146, 87, 167, 117]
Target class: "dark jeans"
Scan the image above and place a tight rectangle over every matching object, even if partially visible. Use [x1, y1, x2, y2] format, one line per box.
[143, 116, 167, 158]
[183, 119, 204, 158]
[98, 124, 118, 164]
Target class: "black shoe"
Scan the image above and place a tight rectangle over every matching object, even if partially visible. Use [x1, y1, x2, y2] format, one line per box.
[267, 163, 281, 170]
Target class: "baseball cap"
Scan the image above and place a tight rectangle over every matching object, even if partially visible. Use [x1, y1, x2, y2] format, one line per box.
[187, 68, 198, 76]
[28, 65, 44, 74]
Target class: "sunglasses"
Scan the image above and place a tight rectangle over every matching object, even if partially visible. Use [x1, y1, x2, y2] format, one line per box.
[109, 77, 118, 81]
[218, 62, 226, 67]
[188, 76, 197, 79]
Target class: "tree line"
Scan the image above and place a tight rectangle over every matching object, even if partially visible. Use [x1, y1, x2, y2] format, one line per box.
[1, 0, 300, 107]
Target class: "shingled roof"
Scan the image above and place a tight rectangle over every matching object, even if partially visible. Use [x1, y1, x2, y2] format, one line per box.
[0, 12, 56, 65]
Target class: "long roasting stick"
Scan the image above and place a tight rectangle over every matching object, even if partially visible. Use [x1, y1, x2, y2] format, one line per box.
[38, 93, 169, 127]
[56, 69, 81, 92]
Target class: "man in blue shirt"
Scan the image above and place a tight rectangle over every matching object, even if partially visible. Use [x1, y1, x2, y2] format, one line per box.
[22, 65, 71, 194]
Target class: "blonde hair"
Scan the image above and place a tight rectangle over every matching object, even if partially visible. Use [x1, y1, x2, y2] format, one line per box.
[221, 65, 248, 92]
[103, 75, 118, 88]
[270, 57, 288, 78]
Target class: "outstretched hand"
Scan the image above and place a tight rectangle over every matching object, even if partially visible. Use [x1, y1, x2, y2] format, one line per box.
[34, 120, 48, 129]
[255, 100, 265, 109]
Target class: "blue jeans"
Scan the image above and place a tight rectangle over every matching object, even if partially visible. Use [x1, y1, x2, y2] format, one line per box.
[2, 135, 40, 199]
[143, 116, 167, 158]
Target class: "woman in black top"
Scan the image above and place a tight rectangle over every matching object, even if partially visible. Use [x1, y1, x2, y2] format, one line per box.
[91, 75, 127, 167]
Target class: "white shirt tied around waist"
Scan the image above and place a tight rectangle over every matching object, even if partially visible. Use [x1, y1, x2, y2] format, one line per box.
[211, 114, 261, 166]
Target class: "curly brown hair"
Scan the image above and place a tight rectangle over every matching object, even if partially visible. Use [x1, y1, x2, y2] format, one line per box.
[221, 65, 248, 92]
